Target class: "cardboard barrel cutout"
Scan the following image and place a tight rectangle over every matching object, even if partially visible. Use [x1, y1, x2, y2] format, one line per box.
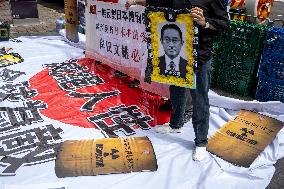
[144, 7, 198, 88]
[64, 0, 79, 42]
[55, 137, 157, 177]
[208, 110, 284, 167]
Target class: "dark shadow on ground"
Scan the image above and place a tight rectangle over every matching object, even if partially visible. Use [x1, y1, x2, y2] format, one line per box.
[38, 0, 64, 13]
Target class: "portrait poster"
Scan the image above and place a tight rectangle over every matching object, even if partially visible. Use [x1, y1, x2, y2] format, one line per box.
[144, 7, 198, 88]
[207, 109, 284, 167]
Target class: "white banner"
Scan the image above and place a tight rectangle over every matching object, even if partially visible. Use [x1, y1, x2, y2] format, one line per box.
[86, 0, 146, 73]
[85, 0, 170, 98]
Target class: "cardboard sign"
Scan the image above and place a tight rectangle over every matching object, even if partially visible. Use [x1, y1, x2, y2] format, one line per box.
[55, 137, 157, 177]
[208, 109, 284, 167]
[144, 7, 198, 88]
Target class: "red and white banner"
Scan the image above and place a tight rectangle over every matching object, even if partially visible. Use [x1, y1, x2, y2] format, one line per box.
[1, 36, 284, 189]
[30, 58, 171, 135]
[0, 37, 170, 177]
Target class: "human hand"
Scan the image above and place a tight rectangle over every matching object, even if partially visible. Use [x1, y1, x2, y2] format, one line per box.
[125, 0, 136, 9]
[191, 7, 206, 27]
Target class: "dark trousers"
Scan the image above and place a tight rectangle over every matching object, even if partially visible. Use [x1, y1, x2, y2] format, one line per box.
[185, 90, 193, 114]
[169, 59, 211, 146]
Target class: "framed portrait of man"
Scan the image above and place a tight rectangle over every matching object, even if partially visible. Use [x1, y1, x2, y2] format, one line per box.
[144, 7, 198, 89]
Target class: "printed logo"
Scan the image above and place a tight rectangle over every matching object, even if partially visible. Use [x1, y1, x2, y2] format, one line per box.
[226, 127, 257, 145]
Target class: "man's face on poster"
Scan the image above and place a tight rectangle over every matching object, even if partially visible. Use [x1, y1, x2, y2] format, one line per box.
[161, 28, 183, 59]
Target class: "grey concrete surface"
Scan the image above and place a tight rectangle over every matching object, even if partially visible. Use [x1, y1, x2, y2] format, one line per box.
[0, 0, 63, 37]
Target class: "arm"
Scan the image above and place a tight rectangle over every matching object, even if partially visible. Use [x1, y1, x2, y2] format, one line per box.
[191, 7, 214, 29]
[190, 1, 229, 32]
[206, 0, 229, 32]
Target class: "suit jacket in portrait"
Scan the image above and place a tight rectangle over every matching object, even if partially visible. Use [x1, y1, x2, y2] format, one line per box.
[158, 55, 188, 79]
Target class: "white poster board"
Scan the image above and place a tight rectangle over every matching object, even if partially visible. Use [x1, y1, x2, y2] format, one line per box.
[85, 0, 170, 97]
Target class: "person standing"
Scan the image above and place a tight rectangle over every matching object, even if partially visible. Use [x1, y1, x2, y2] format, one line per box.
[126, 0, 229, 161]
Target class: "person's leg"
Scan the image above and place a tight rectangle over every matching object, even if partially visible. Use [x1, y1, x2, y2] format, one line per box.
[155, 85, 186, 133]
[190, 59, 211, 161]
[184, 89, 193, 123]
[190, 59, 211, 146]
[169, 85, 187, 129]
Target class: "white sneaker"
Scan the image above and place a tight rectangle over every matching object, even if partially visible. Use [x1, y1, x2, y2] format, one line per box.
[193, 147, 208, 161]
[155, 125, 182, 134]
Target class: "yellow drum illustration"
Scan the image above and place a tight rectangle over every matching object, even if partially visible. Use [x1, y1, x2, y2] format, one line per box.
[64, 0, 79, 42]
[208, 110, 284, 167]
[55, 137, 157, 177]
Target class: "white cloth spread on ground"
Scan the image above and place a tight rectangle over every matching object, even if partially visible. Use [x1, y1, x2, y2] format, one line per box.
[0, 36, 283, 189]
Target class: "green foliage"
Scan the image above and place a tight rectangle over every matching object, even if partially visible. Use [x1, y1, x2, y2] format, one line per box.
[211, 20, 268, 97]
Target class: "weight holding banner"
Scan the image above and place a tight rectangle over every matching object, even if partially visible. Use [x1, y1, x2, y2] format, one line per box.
[64, 0, 79, 43]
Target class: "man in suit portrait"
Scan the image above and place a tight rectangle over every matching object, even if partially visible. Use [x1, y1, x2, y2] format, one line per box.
[158, 23, 187, 79]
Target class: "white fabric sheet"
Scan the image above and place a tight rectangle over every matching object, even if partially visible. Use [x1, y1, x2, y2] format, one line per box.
[59, 29, 86, 50]
[0, 36, 283, 189]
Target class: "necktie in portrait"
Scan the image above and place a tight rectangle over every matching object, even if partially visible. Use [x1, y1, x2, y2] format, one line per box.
[166, 61, 180, 77]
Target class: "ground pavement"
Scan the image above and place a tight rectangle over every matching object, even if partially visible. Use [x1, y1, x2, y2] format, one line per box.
[0, 0, 62, 38]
